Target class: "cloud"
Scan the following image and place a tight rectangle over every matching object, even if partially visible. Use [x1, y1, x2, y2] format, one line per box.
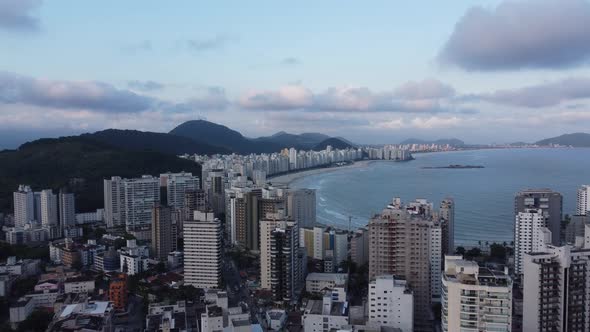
[393, 79, 455, 99]
[0, 72, 154, 113]
[168, 87, 230, 111]
[439, 0, 590, 70]
[0, 72, 229, 114]
[0, 0, 42, 31]
[127, 80, 165, 92]
[281, 57, 302, 66]
[468, 77, 590, 108]
[374, 116, 464, 130]
[239, 81, 462, 113]
[186, 34, 237, 52]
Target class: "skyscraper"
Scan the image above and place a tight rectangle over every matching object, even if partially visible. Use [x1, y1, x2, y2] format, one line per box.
[103, 177, 125, 228]
[515, 189, 562, 246]
[523, 245, 590, 332]
[576, 184, 590, 216]
[368, 197, 443, 332]
[40, 189, 58, 227]
[123, 176, 160, 240]
[287, 189, 316, 228]
[183, 189, 207, 220]
[13, 185, 35, 228]
[442, 256, 512, 332]
[160, 172, 200, 210]
[260, 211, 301, 303]
[184, 211, 222, 288]
[59, 190, 76, 235]
[514, 209, 552, 275]
[151, 205, 177, 261]
[439, 197, 455, 256]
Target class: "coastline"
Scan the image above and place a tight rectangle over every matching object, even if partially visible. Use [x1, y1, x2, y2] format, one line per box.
[269, 159, 377, 186]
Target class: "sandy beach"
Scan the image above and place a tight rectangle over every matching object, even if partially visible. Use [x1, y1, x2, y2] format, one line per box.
[268, 160, 375, 186]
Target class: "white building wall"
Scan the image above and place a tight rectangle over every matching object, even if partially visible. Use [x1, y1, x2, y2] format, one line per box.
[368, 275, 413, 331]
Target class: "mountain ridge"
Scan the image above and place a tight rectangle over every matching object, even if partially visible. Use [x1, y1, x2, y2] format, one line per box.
[535, 133, 590, 147]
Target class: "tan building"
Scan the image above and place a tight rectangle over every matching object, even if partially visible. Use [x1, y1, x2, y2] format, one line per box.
[368, 197, 444, 332]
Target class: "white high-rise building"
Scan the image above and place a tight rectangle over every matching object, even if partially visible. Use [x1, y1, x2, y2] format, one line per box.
[122, 176, 160, 239]
[287, 189, 316, 228]
[515, 209, 552, 275]
[103, 177, 125, 228]
[523, 245, 590, 332]
[160, 172, 199, 210]
[442, 256, 512, 332]
[576, 185, 590, 216]
[184, 211, 222, 288]
[40, 189, 58, 227]
[368, 275, 414, 332]
[13, 185, 35, 228]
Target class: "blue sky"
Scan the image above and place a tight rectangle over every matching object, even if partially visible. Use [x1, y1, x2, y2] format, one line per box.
[2, 0, 590, 147]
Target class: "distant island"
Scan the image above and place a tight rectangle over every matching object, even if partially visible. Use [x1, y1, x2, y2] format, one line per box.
[422, 164, 485, 169]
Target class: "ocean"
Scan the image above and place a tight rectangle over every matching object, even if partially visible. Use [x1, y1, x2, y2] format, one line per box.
[290, 148, 590, 246]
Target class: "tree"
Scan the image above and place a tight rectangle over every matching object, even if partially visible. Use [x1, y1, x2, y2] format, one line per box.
[489, 243, 507, 261]
[455, 246, 466, 255]
[465, 248, 482, 259]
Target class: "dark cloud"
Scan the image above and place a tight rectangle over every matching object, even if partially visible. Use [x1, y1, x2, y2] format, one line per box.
[281, 57, 302, 66]
[186, 35, 236, 52]
[0, 72, 154, 113]
[127, 80, 165, 92]
[439, 0, 590, 70]
[239, 83, 463, 113]
[467, 77, 590, 108]
[0, 0, 42, 31]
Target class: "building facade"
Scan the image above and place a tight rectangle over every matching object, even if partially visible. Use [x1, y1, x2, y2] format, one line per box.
[515, 189, 563, 246]
[184, 211, 222, 288]
[442, 256, 512, 332]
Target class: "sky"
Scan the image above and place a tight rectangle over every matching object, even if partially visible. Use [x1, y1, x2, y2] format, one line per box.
[2, 0, 590, 147]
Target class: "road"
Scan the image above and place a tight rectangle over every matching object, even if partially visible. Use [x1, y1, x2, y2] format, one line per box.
[221, 254, 259, 324]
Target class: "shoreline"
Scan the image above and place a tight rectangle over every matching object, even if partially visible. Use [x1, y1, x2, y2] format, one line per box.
[269, 159, 380, 186]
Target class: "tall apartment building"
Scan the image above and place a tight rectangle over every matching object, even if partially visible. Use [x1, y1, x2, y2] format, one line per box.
[368, 197, 443, 331]
[515, 189, 562, 246]
[104, 176, 160, 237]
[151, 205, 177, 261]
[59, 190, 76, 234]
[40, 189, 58, 227]
[160, 172, 200, 210]
[13, 185, 36, 228]
[576, 185, 590, 216]
[104, 177, 125, 228]
[260, 212, 301, 303]
[183, 189, 207, 220]
[300, 226, 325, 260]
[565, 215, 590, 245]
[439, 198, 455, 256]
[184, 211, 222, 288]
[442, 256, 512, 332]
[514, 209, 552, 275]
[123, 176, 160, 239]
[350, 227, 369, 267]
[368, 275, 414, 331]
[204, 169, 226, 215]
[523, 245, 590, 332]
[286, 189, 316, 228]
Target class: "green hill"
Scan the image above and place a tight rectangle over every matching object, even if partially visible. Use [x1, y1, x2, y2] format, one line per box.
[0, 137, 201, 213]
[312, 137, 356, 151]
[535, 133, 590, 147]
[82, 129, 230, 155]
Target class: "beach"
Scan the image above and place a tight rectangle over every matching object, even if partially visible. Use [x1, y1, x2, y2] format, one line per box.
[268, 160, 375, 186]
